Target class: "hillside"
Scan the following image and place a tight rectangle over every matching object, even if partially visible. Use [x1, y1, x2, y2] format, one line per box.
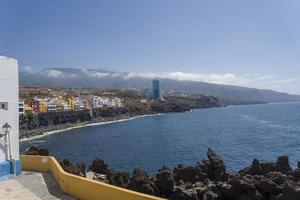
[20, 68, 300, 105]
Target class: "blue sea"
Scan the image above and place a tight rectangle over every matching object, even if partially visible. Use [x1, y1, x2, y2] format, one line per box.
[20, 102, 300, 174]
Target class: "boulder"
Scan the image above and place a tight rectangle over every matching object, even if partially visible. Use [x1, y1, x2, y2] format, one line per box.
[202, 148, 227, 181]
[289, 169, 300, 180]
[219, 183, 240, 199]
[276, 156, 292, 173]
[128, 168, 156, 195]
[174, 165, 206, 183]
[58, 158, 86, 177]
[196, 187, 207, 199]
[155, 169, 175, 196]
[207, 148, 223, 168]
[276, 182, 300, 200]
[267, 171, 295, 186]
[249, 159, 263, 175]
[238, 175, 256, 191]
[256, 177, 282, 195]
[89, 158, 110, 174]
[247, 190, 263, 200]
[26, 146, 49, 156]
[107, 170, 130, 188]
[223, 175, 256, 197]
[260, 162, 276, 175]
[202, 191, 220, 200]
[170, 187, 198, 200]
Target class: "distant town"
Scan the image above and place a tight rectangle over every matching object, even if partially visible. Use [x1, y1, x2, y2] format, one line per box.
[19, 79, 164, 115]
[18, 79, 221, 139]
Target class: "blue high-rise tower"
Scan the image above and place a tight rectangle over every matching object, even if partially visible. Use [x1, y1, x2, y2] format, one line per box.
[152, 79, 161, 100]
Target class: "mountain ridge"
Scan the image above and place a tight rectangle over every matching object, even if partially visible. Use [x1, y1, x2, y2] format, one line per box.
[19, 67, 300, 105]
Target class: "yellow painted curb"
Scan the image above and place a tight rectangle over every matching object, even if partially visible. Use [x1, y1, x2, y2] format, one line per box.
[20, 155, 166, 200]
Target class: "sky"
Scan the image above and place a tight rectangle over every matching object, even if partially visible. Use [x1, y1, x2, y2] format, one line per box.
[1, 0, 300, 94]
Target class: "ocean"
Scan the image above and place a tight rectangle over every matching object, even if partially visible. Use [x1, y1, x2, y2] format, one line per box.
[20, 102, 300, 174]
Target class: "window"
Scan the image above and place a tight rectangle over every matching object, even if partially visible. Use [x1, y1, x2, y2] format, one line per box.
[0, 102, 8, 110]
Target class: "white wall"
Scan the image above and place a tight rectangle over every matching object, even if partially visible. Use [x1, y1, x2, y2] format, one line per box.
[0, 56, 19, 161]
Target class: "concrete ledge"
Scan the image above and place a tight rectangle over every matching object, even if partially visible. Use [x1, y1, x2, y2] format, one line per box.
[20, 155, 166, 200]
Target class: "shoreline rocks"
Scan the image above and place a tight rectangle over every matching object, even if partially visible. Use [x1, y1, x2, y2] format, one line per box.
[25, 146, 300, 200]
[26, 146, 49, 156]
[19, 96, 223, 139]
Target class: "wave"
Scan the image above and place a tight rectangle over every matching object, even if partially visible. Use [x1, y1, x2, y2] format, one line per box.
[20, 113, 164, 142]
[240, 114, 300, 132]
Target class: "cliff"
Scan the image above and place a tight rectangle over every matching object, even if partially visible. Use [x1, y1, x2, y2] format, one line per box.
[19, 95, 222, 139]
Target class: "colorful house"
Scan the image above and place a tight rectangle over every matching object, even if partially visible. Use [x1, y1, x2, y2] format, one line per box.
[38, 101, 47, 113]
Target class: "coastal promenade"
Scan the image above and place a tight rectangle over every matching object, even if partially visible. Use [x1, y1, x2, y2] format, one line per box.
[0, 171, 76, 200]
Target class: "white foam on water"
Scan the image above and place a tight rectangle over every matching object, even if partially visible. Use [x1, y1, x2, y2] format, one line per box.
[20, 114, 164, 142]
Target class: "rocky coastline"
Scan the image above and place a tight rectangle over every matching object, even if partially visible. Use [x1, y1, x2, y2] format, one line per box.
[26, 146, 300, 200]
[20, 95, 222, 139]
[19, 113, 158, 140]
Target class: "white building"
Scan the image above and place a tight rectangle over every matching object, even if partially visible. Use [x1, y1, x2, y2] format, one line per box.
[92, 97, 100, 108]
[18, 100, 25, 115]
[0, 55, 21, 178]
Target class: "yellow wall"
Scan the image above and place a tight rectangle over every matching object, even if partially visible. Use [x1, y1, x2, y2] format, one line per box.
[38, 101, 47, 113]
[20, 155, 165, 200]
[24, 105, 33, 113]
[68, 98, 75, 110]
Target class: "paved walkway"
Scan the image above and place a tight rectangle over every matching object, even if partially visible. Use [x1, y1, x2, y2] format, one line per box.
[0, 171, 77, 200]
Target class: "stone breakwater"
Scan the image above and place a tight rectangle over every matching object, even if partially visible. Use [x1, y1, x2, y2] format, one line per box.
[26, 146, 300, 200]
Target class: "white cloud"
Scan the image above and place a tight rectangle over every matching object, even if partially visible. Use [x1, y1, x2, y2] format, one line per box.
[67, 73, 78, 78]
[19, 66, 300, 94]
[45, 69, 64, 78]
[81, 69, 109, 78]
[22, 66, 35, 74]
[123, 71, 300, 94]
[124, 71, 276, 85]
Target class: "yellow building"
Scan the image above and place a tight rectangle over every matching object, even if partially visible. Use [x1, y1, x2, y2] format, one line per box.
[24, 104, 33, 113]
[56, 105, 64, 112]
[68, 98, 75, 110]
[84, 100, 91, 109]
[38, 101, 47, 113]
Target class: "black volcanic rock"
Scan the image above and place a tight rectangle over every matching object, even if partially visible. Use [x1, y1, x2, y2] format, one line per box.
[276, 156, 292, 173]
[239, 159, 263, 176]
[256, 176, 282, 195]
[267, 172, 295, 186]
[202, 190, 220, 200]
[107, 170, 130, 188]
[26, 146, 49, 156]
[260, 161, 276, 175]
[219, 182, 240, 199]
[249, 159, 263, 175]
[89, 158, 110, 174]
[174, 165, 207, 183]
[200, 148, 227, 181]
[58, 158, 86, 177]
[24, 147, 300, 200]
[128, 168, 157, 195]
[155, 168, 175, 196]
[276, 182, 300, 200]
[170, 187, 198, 200]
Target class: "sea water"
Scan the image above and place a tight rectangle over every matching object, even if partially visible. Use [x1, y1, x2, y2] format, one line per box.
[20, 102, 300, 174]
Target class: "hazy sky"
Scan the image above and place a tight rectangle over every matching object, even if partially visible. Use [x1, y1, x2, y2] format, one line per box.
[1, 0, 300, 94]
